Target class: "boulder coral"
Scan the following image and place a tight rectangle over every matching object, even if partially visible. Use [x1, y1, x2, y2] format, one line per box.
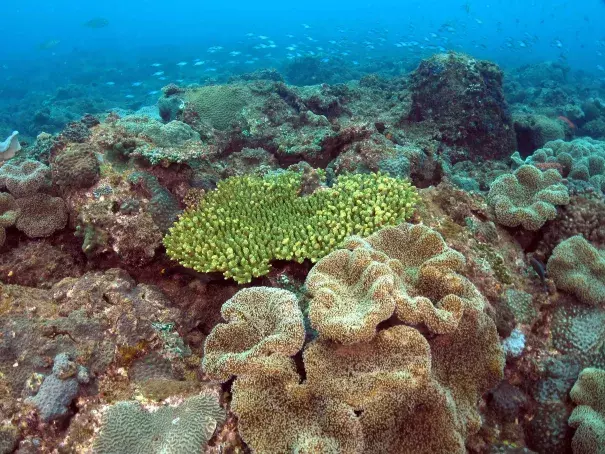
[568, 367, 605, 454]
[202, 223, 504, 454]
[547, 235, 605, 306]
[488, 164, 569, 230]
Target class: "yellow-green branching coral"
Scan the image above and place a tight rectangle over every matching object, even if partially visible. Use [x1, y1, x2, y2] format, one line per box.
[163, 171, 419, 283]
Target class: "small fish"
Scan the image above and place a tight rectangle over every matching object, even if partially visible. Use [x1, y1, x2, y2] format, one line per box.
[105, 81, 115, 86]
[38, 39, 60, 50]
[153, 71, 164, 76]
[84, 17, 109, 29]
[320, 58, 330, 63]
[148, 90, 159, 95]
[151, 63, 163, 67]
[302, 24, 310, 29]
[258, 35, 269, 40]
[158, 76, 167, 80]
[125, 94, 135, 99]
[529, 257, 546, 282]
[132, 82, 143, 87]
[194, 61, 205, 66]
[205, 68, 217, 72]
[245, 33, 254, 37]
[229, 51, 242, 56]
[176, 62, 188, 66]
[598, 65, 605, 72]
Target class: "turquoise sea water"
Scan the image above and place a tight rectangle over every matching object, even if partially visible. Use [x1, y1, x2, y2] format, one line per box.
[1, 0, 603, 99]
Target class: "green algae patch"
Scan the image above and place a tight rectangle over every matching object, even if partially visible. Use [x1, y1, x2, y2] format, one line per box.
[163, 171, 419, 283]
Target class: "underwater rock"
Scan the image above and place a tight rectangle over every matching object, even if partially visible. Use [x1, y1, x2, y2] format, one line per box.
[409, 52, 516, 161]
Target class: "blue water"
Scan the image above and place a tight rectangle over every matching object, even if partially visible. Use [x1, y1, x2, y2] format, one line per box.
[1, 0, 604, 138]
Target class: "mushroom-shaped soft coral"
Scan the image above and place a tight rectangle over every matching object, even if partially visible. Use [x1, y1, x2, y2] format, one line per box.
[305, 247, 398, 344]
[569, 367, 605, 454]
[306, 223, 481, 344]
[0, 159, 50, 198]
[488, 164, 569, 230]
[202, 287, 305, 381]
[547, 235, 605, 306]
[0, 192, 19, 246]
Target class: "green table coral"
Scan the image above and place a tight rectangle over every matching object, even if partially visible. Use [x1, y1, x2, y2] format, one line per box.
[488, 164, 569, 230]
[164, 171, 419, 283]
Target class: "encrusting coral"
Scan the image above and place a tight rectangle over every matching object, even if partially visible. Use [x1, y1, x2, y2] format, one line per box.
[164, 171, 419, 283]
[487, 164, 569, 230]
[547, 235, 605, 306]
[202, 222, 504, 454]
[568, 367, 605, 454]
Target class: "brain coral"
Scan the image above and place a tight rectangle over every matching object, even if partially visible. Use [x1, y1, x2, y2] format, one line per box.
[164, 171, 419, 283]
[181, 84, 250, 131]
[94, 393, 225, 454]
[203, 223, 503, 454]
[568, 367, 605, 454]
[547, 235, 605, 306]
[488, 164, 569, 230]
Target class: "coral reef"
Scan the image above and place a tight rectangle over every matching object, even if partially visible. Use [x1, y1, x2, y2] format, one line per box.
[1, 51, 605, 453]
[0, 131, 21, 160]
[25, 353, 90, 421]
